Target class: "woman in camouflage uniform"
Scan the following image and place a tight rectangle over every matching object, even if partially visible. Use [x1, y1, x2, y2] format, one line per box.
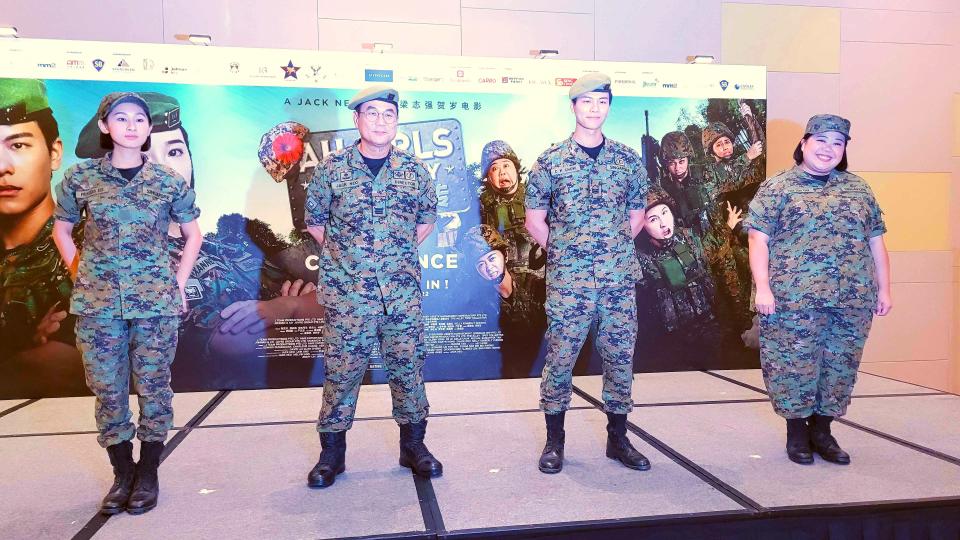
[52, 93, 202, 514]
[745, 114, 891, 466]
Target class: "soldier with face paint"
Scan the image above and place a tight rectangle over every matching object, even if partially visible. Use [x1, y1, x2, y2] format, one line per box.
[525, 73, 650, 474]
[745, 114, 891, 466]
[52, 92, 203, 515]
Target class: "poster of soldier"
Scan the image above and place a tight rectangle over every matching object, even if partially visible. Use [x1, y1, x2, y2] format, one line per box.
[0, 39, 766, 397]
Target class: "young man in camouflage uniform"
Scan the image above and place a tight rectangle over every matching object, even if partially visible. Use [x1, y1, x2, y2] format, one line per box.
[53, 92, 202, 515]
[657, 131, 711, 237]
[305, 85, 442, 488]
[745, 114, 891, 466]
[525, 73, 650, 474]
[0, 79, 87, 396]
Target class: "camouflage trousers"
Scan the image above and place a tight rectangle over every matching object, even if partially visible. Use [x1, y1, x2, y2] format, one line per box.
[76, 316, 178, 448]
[759, 307, 874, 419]
[317, 292, 429, 433]
[541, 285, 636, 414]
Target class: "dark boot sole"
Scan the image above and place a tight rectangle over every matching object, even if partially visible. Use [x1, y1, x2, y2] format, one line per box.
[538, 464, 562, 474]
[787, 452, 815, 465]
[813, 451, 850, 465]
[100, 506, 126, 515]
[606, 451, 651, 471]
[399, 457, 443, 478]
[126, 503, 156, 515]
[308, 465, 346, 488]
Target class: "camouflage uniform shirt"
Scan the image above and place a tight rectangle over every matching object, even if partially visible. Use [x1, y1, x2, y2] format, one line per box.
[54, 156, 200, 318]
[525, 137, 647, 289]
[304, 143, 437, 309]
[744, 166, 885, 311]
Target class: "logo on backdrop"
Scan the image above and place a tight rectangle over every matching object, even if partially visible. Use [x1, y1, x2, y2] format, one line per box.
[364, 69, 394, 82]
[281, 60, 300, 80]
[92, 59, 105, 71]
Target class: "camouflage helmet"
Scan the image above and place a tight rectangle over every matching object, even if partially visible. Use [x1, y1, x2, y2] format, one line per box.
[660, 131, 695, 161]
[701, 122, 735, 156]
[480, 139, 521, 179]
[462, 224, 508, 265]
[258, 121, 310, 183]
[645, 185, 678, 217]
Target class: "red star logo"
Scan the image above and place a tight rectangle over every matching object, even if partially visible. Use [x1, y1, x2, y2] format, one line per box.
[281, 60, 300, 80]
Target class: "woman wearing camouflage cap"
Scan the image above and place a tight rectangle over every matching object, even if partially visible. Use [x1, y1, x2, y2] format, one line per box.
[52, 92, 203, 514]
[744, 114, 891, 466]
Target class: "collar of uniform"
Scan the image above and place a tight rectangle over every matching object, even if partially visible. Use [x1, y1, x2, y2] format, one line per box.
[98, 153, 153, 183]
[791, 164, 843, 185]
[563, 135, 611, 163]
[347, 141, 396, 173]
[1, 215, 55, 260]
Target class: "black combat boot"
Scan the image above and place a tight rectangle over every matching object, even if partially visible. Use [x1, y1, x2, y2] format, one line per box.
[538, 412, 565, 474]
[127, 441, 163, 514]
[786, 418, 814, 464]
[605, 413, 651, 471]
[810, 414, 850, 465]
[399, 420, 443, 478]
[308, 431, 347, 488]
[101, 440, 135, 515]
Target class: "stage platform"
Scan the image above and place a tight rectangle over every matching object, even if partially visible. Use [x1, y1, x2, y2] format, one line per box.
[2, 370, 959, 539]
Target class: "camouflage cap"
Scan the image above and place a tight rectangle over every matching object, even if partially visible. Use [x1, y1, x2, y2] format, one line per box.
[660, 131, 695, 161]
[480, 140, 521, 178]
[95, 92, 151, 122]
[463, 224, 508, 265]
[258, 121, 310, 183]
[347, 85, 399, 110]
[76, 92, 181, 158]
[0, 78, 51, 125]
[701, 121, 735, 155]
[569, 72, 611, 101]
[805, 114, 851, 140]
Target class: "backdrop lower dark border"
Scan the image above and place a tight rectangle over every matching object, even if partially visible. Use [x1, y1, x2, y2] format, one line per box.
[436, 499, 960, 540]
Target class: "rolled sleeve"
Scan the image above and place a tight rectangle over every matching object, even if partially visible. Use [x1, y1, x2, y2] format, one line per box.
[304, 160, 332, 228]
[53, 169, 82, 224]
[525, 158, 552, 210]
[169, 177, 201, 223]
[415, 161, 437, 225]
[743, 181, 778, 235]
[866, 192, 887, 237]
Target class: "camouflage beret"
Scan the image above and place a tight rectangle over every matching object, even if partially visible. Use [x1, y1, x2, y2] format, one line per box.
[569, 72, 612, 101]
[0, 79, 51, 125]
[347, 85, 399, 110]
[480, 140, 521, 178]
[701, 122, 735, 155]
[660, 131, 695, 161]
[805, 114, 851, 140]
[76, 92, 181, 158]
[258, 121, 310, 183]
[463, 224, 508, 265]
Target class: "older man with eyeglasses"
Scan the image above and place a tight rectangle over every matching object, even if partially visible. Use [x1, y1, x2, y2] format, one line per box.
[304, 85, 441, 489]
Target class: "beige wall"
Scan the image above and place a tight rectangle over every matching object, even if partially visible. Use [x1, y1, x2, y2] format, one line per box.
[3, 0, 958, 390]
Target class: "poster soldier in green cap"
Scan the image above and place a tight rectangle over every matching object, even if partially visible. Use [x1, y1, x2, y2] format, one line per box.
[0, 78, 86, 397]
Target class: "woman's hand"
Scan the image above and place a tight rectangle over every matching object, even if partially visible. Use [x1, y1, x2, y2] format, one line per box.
[755, 287, 776, 315]
[875, 289, 893, 316]
[725, 201, 743, 230]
